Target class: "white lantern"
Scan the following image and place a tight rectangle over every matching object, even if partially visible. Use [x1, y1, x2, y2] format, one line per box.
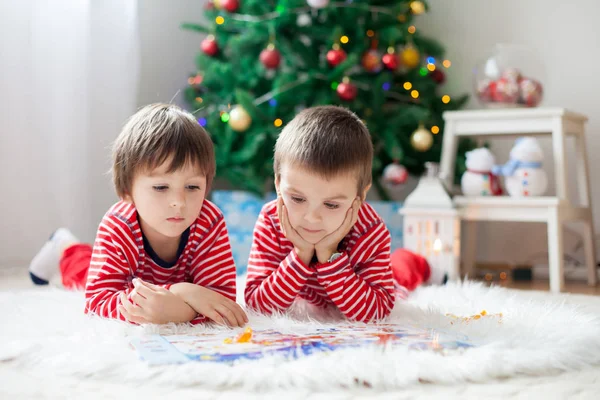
[400, 162, 461, 281]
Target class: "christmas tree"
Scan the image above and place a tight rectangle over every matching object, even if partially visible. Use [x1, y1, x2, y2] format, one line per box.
[183, 0, 474, 199]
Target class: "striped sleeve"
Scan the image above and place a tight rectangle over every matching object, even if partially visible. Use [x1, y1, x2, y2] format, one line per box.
[315, 221, 395, 322]
[244, 207, 315, 313]
[84, 213, 138, 321]
[187, 208, 238, 324]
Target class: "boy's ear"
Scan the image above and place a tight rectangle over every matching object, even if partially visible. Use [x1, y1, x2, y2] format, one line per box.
[122, 194, 134, 204]
[361, 183, 372, 201]
[274, 176, 280, 195]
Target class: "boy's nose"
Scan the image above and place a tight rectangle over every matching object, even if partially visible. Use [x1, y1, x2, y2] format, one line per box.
[303, 208, 320, 224]
[170, 192, 186, 208]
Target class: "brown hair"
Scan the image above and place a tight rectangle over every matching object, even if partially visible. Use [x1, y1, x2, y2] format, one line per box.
[112, 103, 215, 198]
[274, 105, 373, 195]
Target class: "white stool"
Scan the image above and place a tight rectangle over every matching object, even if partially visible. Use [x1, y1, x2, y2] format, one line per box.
[440, 108, 597, 293]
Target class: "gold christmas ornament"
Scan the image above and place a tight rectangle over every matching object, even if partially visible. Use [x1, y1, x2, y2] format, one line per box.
[410, 124, 433, 152]
[401, 45, 420, 69]
[410, 1, 426, 15]
[228, 105, 252, 132]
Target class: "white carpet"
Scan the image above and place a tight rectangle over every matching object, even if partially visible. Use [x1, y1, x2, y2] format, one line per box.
[1, 277, 600, 393]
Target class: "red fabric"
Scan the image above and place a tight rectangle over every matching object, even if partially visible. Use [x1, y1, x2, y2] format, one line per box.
[59, 243, 92, 290]
[467, 169, 503, 195]
[390, 248, 431, 291]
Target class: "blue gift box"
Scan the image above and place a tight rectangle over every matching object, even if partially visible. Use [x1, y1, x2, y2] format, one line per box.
[211, 190, 403, 276]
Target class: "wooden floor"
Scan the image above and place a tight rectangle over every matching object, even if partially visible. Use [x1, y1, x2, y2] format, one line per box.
[473, 278, 600, 295]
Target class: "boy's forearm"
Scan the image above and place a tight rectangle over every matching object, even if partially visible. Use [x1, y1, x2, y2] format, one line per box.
[169, 282, 206, 315]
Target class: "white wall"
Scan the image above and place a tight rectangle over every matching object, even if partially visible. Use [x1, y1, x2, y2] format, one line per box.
[416, 0, 600, 265]
[137, 0, 206, 108]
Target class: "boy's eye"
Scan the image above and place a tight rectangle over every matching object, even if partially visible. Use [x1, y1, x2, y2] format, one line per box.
[186, 185, 201, 191]
[153, 185, 168, 192]
[324, 202, 340, 210]
[291, 196, 305, 204]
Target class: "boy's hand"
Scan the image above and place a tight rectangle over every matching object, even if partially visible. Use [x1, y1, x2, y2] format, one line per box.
[169, 282, 248, 327]
[277, 196, 315, 266]
[118, 279, 197, 324]
[315, 197, 360, 264]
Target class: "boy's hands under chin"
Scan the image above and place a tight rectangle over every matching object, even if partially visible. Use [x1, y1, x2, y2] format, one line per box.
[315, 197, 360, 264]
[277, 196, 315, 266]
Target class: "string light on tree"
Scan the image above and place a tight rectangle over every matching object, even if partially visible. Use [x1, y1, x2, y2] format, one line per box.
[410, 1, 426, 15]
[443, 59, 452, 68]
[228, 105, 252, 132]
[260, 44, 281, 69]
[431, 125, 440, 134]
[201, 35, 219, 56]
[408, 25, 416, 34]
[403, 82, 413, 90]
[215, 16, 225, 25]
[274, 118, 283, 127]
[442, 95, 451, 104]
[307, 0, 330, 9]
[410, 124, 434, 152]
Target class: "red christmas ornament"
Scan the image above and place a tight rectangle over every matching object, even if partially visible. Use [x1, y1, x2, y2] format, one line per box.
[337, 81, 357, 101]
[361, 49, 382, 73]
[430, 69, 445, 84]
[382, 53, 399, 71]
[259, 45, 281, 69]
[327, 47, 347, 67]
[383, 163, 408, 185]
[220, 0, 240, 12]
[201, 36, 219, 56]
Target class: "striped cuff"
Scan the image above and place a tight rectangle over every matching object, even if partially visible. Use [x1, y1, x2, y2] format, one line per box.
[315, 252, 350, 279]
[287, 249, 315, 278]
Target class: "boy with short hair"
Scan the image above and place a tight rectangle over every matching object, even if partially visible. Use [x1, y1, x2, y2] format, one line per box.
[29, 104, 247, 326]
[244, 105, 396, 322]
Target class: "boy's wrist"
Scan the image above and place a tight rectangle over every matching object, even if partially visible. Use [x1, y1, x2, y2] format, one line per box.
[315, 246, 338, 264]
[295, 247, 314, 266]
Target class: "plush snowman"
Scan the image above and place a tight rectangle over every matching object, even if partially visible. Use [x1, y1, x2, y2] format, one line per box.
[492, 137, 548, 197]
[461, 147, 503, 196]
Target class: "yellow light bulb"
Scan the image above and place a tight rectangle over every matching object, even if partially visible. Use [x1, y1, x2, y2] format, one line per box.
[442, 95, 451, 104]
[427, 63, 436, 71]
[340, 35, 349, 44]
[431, 125, 440, 134]
[274, 118, 283, 127]
[215, 16, 225, 25]
[403, 82, 412, 90]
[411, 90, 419, 98]
[408, 25, 416, 34]
[443, 59, 452, 68]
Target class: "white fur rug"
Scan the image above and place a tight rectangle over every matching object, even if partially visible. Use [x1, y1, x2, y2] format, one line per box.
[1, 277, 600, 392]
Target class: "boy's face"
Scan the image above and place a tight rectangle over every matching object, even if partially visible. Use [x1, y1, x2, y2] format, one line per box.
[276, 163, 365, 245]
[125, 159, 207, 243]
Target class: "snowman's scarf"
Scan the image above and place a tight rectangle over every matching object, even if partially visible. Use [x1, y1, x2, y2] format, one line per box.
[492, 159, 542, 177]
